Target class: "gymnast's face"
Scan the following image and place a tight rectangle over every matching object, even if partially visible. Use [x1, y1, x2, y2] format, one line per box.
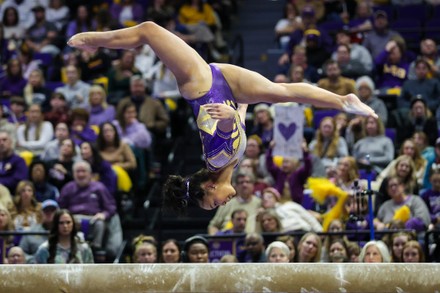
[200, 182, 236, 210]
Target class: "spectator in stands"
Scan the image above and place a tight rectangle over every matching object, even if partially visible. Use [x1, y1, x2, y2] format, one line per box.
[378, 139, 427, 188]
[347, 2, 373, 38]
[0, 203, 16, 249]
[412, 131, 435, 163]
[24, 5, 60, 56]
[242, 135, 273, 189]
[160, 239, 181, 263]
[46, 0, 70, 32]
[309, 116, 349, 172]
[265, 241, 290, 263]
[317, 60, 356, 96]
[332, 28, 373, 73]
[0, 130, 28, 193]
[376, 154, 419, 212]
[120, 75, 170, 137]
[29, 161, 59, 202]
[34, 209, 94, 263]
[297, 232, 322, 262]
[0, 105, 15, 140]
[44, 93, 70, 127]
[216, 209, 247, 235]
[332, 156, 362, 192]
[389, 231, 414, 262]
[7, 96, 27, 125]
[355, 76, 388, 126]
[237, 232, 266, 263]
[374, 39, 410, 90]
[275, 45, 320, 84]
[58, 161, 122, 259]
[16, 104, 54, 155]
[11, 180, 42, 231]
[88, 85, 116, 127]
[56, 65, 91, 109]
[274, 2, 302, 50]
[257, 209, 282, 233]
[260, 187, 322, 232]
[146, 0, 176, 24]
[181, 235, 209, 263]
[421, 169, 440, 230]
[110, 0, 144, 28]
[77, 48, 112, 82]
[362, 10, 401, 59]
[114, 99, 152, 149]
[69, 108, 98, 145]
[334, 44, 370, 80]
[66, 5, 96, 40]
[23, 69, 52, 111]
[79, 142, 117, 196]
[132, 241, 157, 263]
[352, 116, 394, 172]
[328, 239, 350, 263]
[107, 50, 142, 105]
[251, 104, 273, 150]
[374, 175, 431, 233]
[400, 58, 440, 111]
[41, 122, 79, 162]
[2, 6, 25, 41]
[408, 39, 440, 80]
[0, 183, 13, 212]
[276, 235, 297, 262]
[402, 240, 425, 263]
[304, 29, 331, 69]
[0, 58, 27, 99]
[19, 199, 59, 263]
[6, 246, 25, 264]
[359, 240, 391, 263]
[0, 0, 35, 30]
[46, 138, 77, 190]
[389, 96, 438, 148]
[208, 172, 262, 235]
[97, 122, 137, 176]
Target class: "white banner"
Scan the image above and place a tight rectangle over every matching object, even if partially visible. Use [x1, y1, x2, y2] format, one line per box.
[273, 103, 304, 159]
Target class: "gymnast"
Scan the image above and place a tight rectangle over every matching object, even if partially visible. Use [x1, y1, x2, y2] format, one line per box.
[68, 21, 377, 214]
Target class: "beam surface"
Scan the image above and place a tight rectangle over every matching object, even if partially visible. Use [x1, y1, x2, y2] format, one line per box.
[1, 263, 439, 292]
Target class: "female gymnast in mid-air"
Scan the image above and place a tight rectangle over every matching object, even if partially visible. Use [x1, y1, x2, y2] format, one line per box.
[68, 21, 377, 214]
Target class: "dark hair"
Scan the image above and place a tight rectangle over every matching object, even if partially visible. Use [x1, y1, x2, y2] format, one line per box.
[3, 7, 19, 26]
[48, 209, 80, 263]
[97, 122, 121, 150]
[69, 108, 90, 125]
[80, 141, 104, 167]
[181, 235, 209, 263]
[29, 160, 49, 180]
[162, 168, 211, 215]
[60, 138, 77, 158]
[160, 238, 181, 263]
[231, 208, 247, 219]
[116, 100, 136, 133]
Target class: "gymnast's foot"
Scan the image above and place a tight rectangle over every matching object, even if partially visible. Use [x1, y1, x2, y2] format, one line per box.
[67, 33, 98, 53]
[342, 93, 378, 119]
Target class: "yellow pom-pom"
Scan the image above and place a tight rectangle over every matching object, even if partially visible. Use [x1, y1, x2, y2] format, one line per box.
[273, 156, 283, 167]
[165, 98, 177, 111]
[393, 205, 411, 223]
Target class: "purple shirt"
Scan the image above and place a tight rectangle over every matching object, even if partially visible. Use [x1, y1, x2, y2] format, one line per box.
[0, 153, 28, 193]
[266, 148, 312, 204]
[187, 64, 246, 172]
[421, 189, 440, 224]
[58, 180, 116, 220]
[113, 119, 152, 149]
[88, 105, 116, 126]
[374, 50, 409, 89]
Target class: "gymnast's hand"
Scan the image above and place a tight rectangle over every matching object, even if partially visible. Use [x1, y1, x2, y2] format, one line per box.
[67, 33, 98, 53]
[342, 93, 378, 119]
[204, 103, 236, 121]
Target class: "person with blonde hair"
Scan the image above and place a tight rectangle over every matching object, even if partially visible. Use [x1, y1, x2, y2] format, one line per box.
[11, 180, 42, 231]
[402, 240, 425, 263]
[88, 85, 116, 127]
[297, 232, 322, 262]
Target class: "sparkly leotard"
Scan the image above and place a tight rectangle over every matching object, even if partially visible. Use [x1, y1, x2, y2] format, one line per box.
[187, 64, 246, 172]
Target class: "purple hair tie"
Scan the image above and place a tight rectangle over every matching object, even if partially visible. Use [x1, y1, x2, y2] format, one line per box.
[185, 179, 190, 200]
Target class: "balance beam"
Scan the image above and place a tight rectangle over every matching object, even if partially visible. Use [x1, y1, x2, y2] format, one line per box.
[1, 263, 439, 292]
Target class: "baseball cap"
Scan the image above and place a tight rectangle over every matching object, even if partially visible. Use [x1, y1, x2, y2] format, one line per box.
[41, 199, 59, 210]
[374, 10, 387, 19]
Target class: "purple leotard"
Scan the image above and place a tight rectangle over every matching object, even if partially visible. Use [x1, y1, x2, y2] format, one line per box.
[187, 64, 246, 172]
